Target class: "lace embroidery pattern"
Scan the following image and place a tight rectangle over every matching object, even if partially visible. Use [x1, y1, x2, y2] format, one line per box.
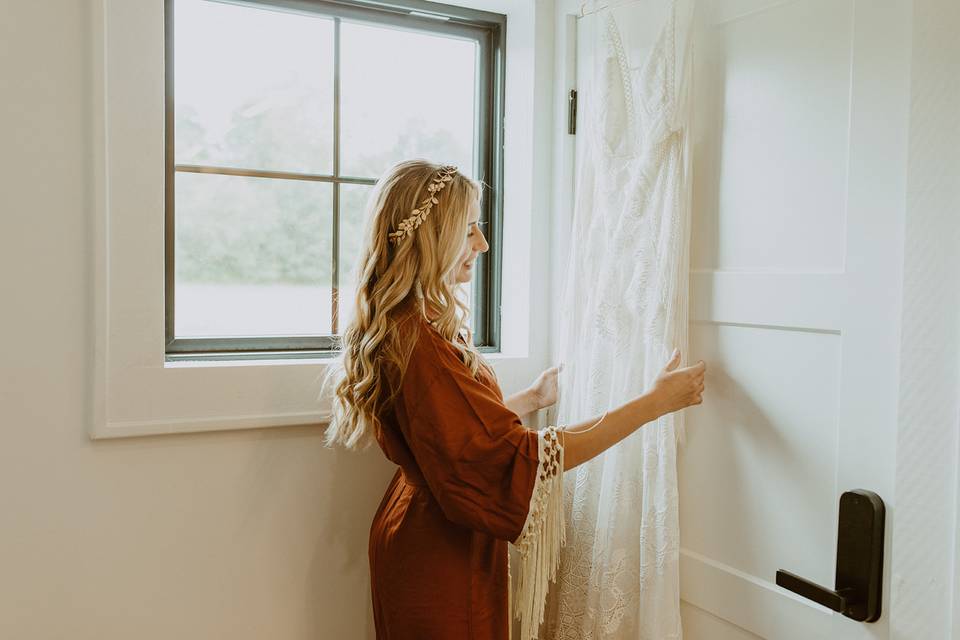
[511, 425, 566, 640]
[543, 0, 693, 637]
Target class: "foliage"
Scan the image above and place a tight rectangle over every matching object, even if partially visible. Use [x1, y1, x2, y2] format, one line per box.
[174, 91, 468, 286]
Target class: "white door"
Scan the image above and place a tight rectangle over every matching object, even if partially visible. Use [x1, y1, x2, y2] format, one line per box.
[569, 1, 912, 638]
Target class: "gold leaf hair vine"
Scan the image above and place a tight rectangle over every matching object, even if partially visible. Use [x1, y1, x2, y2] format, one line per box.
[388, 165, 458, 245]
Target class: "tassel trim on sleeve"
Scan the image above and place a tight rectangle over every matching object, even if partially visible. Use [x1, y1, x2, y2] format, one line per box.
[510, 425, 565, 640]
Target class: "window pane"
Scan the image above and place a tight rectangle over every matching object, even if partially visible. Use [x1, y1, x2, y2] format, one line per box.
[336, 184, 479, 335]
[337, 183, 374, 328]
[174, 172, 333, 337]
[341, 21, 477, 178]
[174, 0, 334, 175]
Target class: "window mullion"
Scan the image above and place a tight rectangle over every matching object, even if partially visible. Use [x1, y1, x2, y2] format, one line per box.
[173, 164, 375, 185]
[332, 16, 342, 335]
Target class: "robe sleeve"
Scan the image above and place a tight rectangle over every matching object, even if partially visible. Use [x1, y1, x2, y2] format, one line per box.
[400, 338, 566, 640]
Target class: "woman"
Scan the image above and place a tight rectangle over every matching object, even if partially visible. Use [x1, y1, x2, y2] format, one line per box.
[321, 160, 706, 639]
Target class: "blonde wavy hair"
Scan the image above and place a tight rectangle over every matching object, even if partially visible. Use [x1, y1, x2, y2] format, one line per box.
[319, 159, 494, 451]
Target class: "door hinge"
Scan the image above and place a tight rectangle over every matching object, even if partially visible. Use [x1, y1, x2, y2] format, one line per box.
[568, 89, 577, 135]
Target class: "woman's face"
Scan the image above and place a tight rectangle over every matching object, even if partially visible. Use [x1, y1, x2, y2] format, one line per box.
[453, 197, 488, 284]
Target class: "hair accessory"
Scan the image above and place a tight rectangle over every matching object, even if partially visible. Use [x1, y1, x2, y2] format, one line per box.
[388, 165, 458, 245]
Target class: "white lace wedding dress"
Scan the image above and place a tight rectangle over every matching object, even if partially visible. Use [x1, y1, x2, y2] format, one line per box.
[543, 1, 695, 638]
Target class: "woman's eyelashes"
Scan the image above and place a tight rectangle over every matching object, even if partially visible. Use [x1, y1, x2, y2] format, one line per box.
[467, 221, 488, 240]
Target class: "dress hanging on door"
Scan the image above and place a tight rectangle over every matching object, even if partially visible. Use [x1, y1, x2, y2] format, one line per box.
[543, 1, 694, 638]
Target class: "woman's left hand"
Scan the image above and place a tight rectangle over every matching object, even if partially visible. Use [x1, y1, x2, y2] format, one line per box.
[529, 364, 562, 410]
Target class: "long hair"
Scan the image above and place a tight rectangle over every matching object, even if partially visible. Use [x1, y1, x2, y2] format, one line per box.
[318, 159, 493, 451]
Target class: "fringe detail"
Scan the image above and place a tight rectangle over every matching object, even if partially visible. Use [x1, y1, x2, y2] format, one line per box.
[511, 425, 566, 640]
[507, 552, 512, 640]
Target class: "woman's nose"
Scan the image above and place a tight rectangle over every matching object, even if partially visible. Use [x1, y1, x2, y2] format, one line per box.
[476, 230, 489, 253]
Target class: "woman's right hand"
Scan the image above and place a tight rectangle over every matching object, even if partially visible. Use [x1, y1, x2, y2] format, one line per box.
[651, 348, 706, 417]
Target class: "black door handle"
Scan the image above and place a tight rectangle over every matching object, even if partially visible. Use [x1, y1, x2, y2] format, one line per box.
[775, 489, 885, 623]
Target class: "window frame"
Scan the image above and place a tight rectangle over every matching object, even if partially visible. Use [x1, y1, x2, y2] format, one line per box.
[89, 0, 542, 440]
[164, 0, 506, 362]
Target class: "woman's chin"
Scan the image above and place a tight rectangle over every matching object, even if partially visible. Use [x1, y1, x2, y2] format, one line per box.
[454, 268, 473, 284]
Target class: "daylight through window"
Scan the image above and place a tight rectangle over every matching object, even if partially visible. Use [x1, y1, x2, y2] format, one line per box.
[166, 0, 503, 359]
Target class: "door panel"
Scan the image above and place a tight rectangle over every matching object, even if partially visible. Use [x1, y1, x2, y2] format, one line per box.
[682, 324, 842, 586]
[692, 0, 852, 271]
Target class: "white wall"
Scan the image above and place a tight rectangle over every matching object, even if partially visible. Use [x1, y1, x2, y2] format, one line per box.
[0, 1, 555, 638]
[890, 0, 960, 638]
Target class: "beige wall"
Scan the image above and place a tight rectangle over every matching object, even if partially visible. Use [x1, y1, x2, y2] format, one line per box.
[0, 2, 388, 634]
[0, 1, 555, 638]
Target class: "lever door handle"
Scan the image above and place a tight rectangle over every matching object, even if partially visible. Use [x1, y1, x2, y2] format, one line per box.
[775, 489, 885, 623]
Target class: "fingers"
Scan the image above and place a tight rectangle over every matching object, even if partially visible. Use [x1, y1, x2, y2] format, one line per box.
[690, 360, 706, 407]
[665, 347, 681, 372]
[670, 355, 704, 373]
[685, 360, 706, 380]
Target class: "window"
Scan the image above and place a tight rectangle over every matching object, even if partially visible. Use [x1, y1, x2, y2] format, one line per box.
[91, 0, 536, 439]
[165, 0, 505, 362]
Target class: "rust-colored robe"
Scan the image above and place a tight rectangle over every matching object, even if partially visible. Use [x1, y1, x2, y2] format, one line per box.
[368, 315, 560, 639]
